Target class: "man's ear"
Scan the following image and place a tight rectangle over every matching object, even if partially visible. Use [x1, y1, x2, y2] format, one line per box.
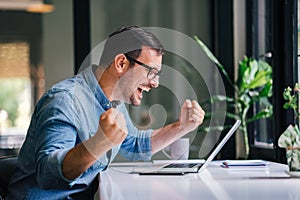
[113, 54, 128, 75]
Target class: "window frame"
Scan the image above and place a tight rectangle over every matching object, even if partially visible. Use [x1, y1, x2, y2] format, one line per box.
[215, 0, 298, 162]
[247, 0, 298, 163]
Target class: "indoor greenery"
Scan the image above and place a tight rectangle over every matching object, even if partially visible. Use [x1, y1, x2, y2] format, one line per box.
[278, 83, 300, 171]
[195, 36, 273, 158]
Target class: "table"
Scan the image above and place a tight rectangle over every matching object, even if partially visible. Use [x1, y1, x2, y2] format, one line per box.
[95, 161, 300, 200]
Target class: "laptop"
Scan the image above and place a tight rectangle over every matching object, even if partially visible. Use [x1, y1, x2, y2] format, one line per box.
[110, 120, 241, 175]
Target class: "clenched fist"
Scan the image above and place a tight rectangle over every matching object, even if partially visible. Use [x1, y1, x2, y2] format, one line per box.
[179, 99, 205, 133]
[98, 108, 128, 147]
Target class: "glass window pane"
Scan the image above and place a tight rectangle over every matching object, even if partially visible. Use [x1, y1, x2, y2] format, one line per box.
[253, 0, 274, 148]
[0, 42, 31, 149]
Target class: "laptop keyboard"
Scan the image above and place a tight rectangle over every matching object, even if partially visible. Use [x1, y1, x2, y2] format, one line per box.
[163, 163, 198, 168]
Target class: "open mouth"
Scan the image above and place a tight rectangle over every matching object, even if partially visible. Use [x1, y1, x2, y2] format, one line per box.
[137, 86, 150, 100]
[138, 86, 150, 93]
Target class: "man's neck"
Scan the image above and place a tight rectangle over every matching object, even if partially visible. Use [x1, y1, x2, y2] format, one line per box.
[96, 66, 118, 101]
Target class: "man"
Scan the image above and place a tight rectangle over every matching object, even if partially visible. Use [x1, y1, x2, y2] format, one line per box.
[7, 26, 205, 199]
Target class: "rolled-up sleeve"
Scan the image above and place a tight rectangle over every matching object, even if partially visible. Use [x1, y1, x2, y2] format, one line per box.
[34, 90, 80, 189]
[117, 104, 153, 161]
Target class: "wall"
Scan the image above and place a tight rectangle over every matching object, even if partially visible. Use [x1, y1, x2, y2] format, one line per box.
[42, 0, 74, 90]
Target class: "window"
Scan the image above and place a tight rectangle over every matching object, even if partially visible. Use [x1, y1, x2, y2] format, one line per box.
[246, 0, 298, 162]
[247, 0, 274, 148]
[0, 11, 44, 156]
[0, 42, 32, 136]
[0, 41, 33, 155]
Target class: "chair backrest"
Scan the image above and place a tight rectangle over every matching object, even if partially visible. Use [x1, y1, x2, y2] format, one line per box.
[0, 156, 18, 199]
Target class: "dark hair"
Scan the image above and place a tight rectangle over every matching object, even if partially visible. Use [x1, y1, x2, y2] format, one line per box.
[99, 26, 164, 66]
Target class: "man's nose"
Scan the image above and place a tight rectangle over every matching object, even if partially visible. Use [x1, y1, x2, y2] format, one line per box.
[150, 77, 159, 88]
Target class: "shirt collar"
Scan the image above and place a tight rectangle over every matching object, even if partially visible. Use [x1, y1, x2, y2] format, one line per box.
[82, 65, 112, 110]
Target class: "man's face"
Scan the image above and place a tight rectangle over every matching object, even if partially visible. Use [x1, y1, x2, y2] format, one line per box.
[118, 47, 162, 106]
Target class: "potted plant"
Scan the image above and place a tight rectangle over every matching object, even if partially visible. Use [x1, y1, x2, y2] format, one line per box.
[278, 83, 300, 172]
[195, 36, 273, 158]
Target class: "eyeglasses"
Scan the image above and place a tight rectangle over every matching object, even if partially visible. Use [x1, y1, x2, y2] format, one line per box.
[125, 55, 163, 81]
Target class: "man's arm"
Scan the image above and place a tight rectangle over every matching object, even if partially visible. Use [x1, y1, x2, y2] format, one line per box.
[62, 108, 128, 180]
[151, 99, 205, 154]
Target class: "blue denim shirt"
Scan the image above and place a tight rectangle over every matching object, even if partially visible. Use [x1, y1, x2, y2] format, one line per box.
[7, 65, 153, 199]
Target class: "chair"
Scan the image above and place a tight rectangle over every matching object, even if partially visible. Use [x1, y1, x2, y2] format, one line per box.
[0, 156, 18, 199]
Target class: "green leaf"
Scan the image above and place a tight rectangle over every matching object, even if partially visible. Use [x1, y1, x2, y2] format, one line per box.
[259, 82, 273, 97]
[194, 36, 222, 67]
[226, 112, 240, 120]
[245, 59, 258, 84]
[283, 102, 291, 109]
[194, 36, 236, 90]
[237, 57, 272, 93]
[248, 71, 269, 89]
[283, 87, 292, 100]
[200, 95, 235, 106]
[238, 58, 258, 90]
[210, 95, 234, 102]
[247, 108, 273, 123]
[278, 125, 300, 148]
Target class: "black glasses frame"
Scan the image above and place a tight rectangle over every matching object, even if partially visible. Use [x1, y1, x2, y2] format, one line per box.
[125, 55, 163, 80]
